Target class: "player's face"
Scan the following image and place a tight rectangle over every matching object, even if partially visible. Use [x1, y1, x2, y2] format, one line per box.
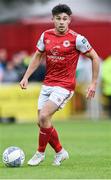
[52, 13, 71, 34]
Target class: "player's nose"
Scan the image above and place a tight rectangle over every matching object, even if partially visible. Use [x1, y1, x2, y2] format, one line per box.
[60, 20, 64, 24]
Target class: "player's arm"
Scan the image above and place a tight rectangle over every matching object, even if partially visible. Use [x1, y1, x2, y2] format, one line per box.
[76, 35, 100, 99]
[20, 32, 45, 89]
[85, 49, 100, 99]
[20, 50, 43, 89]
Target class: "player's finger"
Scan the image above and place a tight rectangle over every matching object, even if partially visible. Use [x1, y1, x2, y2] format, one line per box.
[86, 89, 95, 99]
[22, 85, 27, 89]
[20, 82, 27, 89]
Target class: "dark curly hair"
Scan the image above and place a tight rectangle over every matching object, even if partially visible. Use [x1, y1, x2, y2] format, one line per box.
[52, 4, 72, 16]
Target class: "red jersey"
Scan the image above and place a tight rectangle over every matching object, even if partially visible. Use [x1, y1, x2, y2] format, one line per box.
[36, 29, 92, 91]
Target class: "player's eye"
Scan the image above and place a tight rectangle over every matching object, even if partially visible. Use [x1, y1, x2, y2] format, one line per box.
[63, 19, 67, 21]
[63, 17, 68, 21]
[56, 17, 61, 20]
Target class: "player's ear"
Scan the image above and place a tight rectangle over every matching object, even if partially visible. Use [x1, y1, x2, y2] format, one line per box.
[51, 16, 54, 21]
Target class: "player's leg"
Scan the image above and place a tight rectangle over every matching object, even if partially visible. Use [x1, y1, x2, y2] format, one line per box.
[28, 98, 68, 166]
[48, 86, 73, 165]
[28, 100, 59, 166]
[28, 85, 73, 166]
[37, 86, 73, 154]
[37, 100, 59, 153]
[28, 85, 52, 166]
[28, 84, 59, 166]
[37, 100, 69, 166]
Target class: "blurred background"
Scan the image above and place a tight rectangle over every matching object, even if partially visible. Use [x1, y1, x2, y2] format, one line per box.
[0, 0, 111, 123]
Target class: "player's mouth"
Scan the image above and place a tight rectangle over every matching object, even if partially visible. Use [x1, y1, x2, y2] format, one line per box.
[58, 26, 65, 31]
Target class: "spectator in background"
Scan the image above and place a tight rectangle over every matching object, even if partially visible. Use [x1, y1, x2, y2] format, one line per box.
[2, 61, 19, 83]
[0, 63, 4, 82]
[23, 52, 46, 82]
[12, 51, 28, 81]
[28, 54, 46, 82]
[0, 48, 8, 69]
[0, 48, 8, 82]
[12, 51, 46, 82]
[0, 49, 46, 83]
[102, 55, 111, 118]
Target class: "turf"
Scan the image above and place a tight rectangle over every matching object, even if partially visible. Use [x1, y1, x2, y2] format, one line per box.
[0, 120, 111, 179]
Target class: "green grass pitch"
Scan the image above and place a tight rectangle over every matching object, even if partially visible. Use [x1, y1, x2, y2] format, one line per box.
[0, 120, 111, 179]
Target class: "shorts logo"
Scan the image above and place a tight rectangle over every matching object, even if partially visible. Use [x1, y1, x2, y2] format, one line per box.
[63, 40, 70, 47]
[57, 98, 62, 102]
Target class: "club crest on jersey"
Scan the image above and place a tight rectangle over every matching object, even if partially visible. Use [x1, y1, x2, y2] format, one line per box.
[63, 40, 70, 47]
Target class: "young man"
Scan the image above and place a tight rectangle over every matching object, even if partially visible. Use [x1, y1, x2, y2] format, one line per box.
[20, 4, 100, 166]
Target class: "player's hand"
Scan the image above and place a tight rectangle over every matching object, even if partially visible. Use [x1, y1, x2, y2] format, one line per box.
[86, 82, 97, 99]
[20, 78, 28, 89]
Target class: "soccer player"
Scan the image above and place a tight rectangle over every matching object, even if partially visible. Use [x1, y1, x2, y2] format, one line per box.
[20, 4, 100, 166]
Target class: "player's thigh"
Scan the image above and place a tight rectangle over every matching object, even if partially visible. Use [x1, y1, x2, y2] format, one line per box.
[39, 100, 58, 118]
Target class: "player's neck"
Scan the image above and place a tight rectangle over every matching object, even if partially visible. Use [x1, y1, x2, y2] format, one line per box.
[54, 28, 69, 36]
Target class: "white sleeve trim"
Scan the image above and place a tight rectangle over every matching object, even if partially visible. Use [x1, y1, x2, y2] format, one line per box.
[36, 32, 45, 52]
[76, 34, 92, 53]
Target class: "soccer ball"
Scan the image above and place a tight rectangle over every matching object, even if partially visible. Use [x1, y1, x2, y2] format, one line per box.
[2, 146, 25, 167]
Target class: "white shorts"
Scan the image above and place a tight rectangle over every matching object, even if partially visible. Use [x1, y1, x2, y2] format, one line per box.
[38, 85, 74, 110]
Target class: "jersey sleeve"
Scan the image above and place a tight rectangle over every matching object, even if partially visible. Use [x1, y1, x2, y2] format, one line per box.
[36, 32, 45, 52]
[76, 34, 92, 53]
